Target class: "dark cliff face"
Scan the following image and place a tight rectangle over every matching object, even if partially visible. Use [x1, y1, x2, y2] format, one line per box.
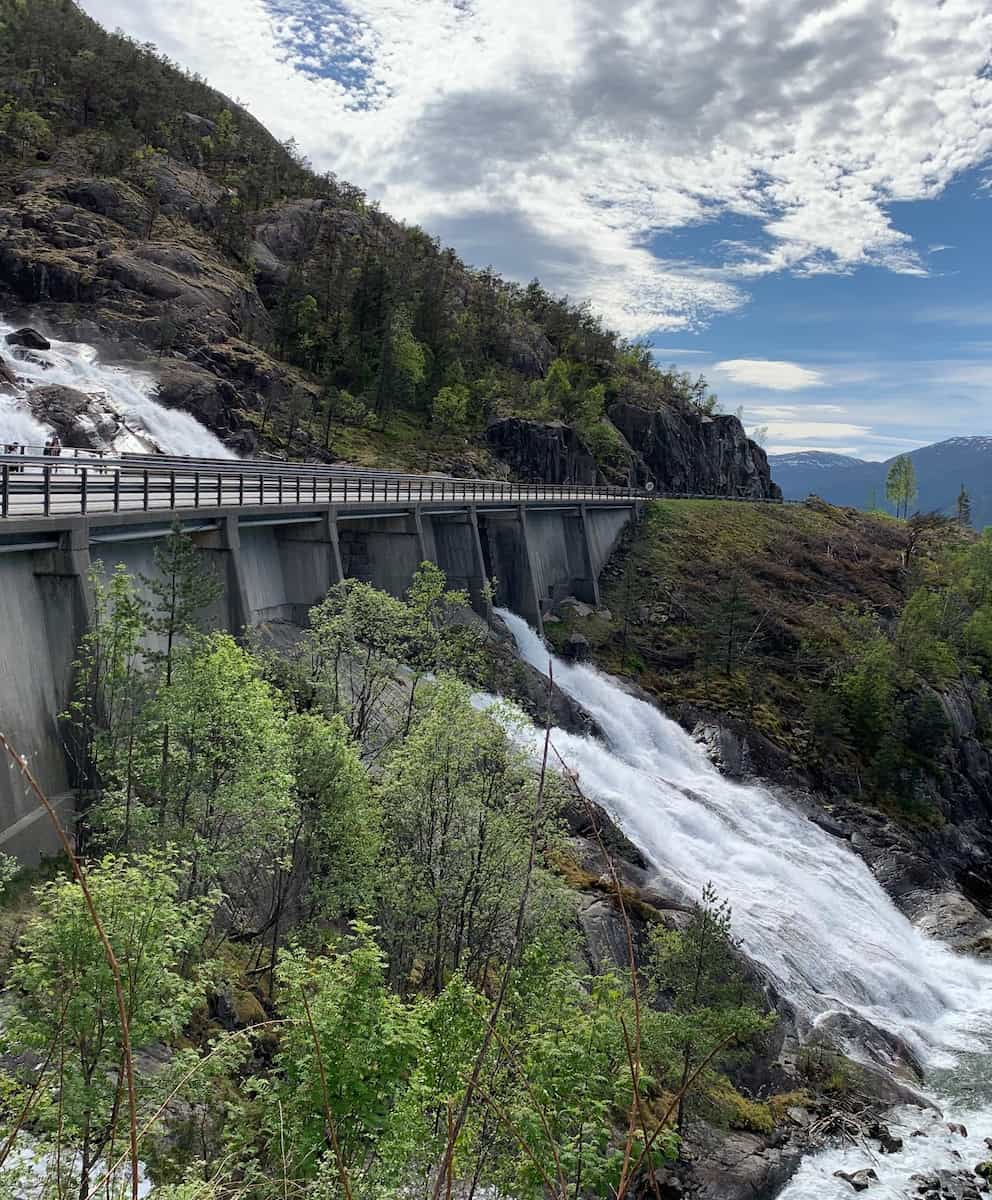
[485, 405, 780, 498]
[484, 418, 603, 485]
[608, 402, 781, 499]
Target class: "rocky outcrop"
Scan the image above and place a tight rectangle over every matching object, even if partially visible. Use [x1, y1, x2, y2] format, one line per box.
[485, 417, 602, 485]
[609, 401, 780, 498]
[6, 326, 51, 350]
[485, 404, 779, 499]
[27, 384, 160, 453]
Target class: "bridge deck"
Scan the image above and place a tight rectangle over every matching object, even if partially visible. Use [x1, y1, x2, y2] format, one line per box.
[0, 451, 787, 525]
[1, 452, 642, 522]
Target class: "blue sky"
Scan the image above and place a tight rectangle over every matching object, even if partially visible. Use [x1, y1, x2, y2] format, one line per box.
[81, 0, 992, 460]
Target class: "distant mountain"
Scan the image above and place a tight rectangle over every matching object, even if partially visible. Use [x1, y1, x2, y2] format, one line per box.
[770, 437, 992, 527]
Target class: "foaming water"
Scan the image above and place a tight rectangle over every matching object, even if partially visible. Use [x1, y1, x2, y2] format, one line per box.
[494, 609, 992, 1197]
[0, 317, 233, 457]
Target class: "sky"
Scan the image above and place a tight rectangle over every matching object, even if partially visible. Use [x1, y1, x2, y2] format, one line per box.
[80, 0, 992, 461]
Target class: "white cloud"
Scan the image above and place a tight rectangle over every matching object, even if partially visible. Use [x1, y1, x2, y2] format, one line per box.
[80, 0, 992, 334]
[712, 360, 826, 390]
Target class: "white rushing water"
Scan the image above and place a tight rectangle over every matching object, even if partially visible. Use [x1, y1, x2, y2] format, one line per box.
[495, 608, 992, 1198]
[0, 317, 233, 457]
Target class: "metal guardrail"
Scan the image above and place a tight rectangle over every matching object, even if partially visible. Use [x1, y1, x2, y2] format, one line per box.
[0, 451, 791, 520]
[0, 454, 649, 519]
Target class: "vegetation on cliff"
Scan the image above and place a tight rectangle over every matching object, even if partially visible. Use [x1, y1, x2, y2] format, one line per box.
[551, 499, 992, 823]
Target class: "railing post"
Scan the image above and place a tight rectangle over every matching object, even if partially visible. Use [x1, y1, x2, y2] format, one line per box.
[419, 479, 424, 502]
[43, 466, 51, 516]
[169, 470, 176, 509]
[296, 476, 301, 504]
[312, 477, 317, 504]
[239, 473, 244, 506]
[80, 467, 88, 514]
[217, 471, 223, 507]
[278, 476, 283, 505]
[1, 462, 8, 518]
[113, 470, 120, 513]
[143, 470, 149, 511]
[259, 473, 264, 505]
[357, 477, 362, 503]
[194, 470, 200, 508]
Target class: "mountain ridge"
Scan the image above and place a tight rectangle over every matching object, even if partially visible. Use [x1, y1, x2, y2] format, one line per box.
[770, 436, 992, 524]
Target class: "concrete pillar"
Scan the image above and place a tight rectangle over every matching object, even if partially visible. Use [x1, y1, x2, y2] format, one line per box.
[573, 503, 601, 606]
[32, 521, 94, 626]
[411, 506, 428, 566]
[219, 515, 251, 637]
[468, 506, 493, 621]
[517, 506, 545, 632]
[276, 515, 345, 623]
[325, 506, 344, 586]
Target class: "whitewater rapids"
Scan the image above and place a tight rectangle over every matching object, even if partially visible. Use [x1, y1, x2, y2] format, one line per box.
[494, 608, 992, 1198]
[0, 316, 232, 458]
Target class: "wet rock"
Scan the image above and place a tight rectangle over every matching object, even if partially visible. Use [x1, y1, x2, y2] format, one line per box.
[562, 633, 591, 662]
[949, 1123, 970, 1138]
[26, 383, 154, 452]
[910, 1169, 986, 1198]
[5, 326, 50, 350]
[0, 355, 16, 393]
[976, 1163, 992, 1183]
[868, 1121, 903, 1154]
[834, 1168, 878, 1191]
[686, 1126, 805, 1200]
[157, 359, 239, 435]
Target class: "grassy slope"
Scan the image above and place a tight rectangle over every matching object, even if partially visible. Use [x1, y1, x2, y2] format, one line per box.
[548, 498, 910, 763]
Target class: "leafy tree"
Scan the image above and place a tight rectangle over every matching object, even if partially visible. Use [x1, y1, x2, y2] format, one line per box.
[431, 383, 470, 433]
[142, 634, 296, 916]
[832, 632, 897, 755]
[64, 564, 151, 843]
[142, 521, 223, 686]
[896, 588, 961, 684]
[7, 853, 215, 1200]
[645, 884, 772, 1132]
[375, 678, 560, 994]
[885, 454, 918, 519]
[376, 308, 426, 415]
[261, 927, 425, 1183]
[288, 710, 379, 923]
[306, 578, 409, 745]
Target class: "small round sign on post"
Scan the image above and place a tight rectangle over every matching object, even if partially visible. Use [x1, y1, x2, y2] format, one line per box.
[645, 481, 655, 493]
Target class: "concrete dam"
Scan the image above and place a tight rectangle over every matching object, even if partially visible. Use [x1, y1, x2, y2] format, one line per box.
[0, 452, 639, 860]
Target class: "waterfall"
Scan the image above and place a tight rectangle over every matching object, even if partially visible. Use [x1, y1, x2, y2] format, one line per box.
[0, 317, 234, 458]
[495, 608, 992, 1198]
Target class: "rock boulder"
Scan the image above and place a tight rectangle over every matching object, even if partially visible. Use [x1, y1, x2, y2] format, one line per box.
[6, 326, 50, 350]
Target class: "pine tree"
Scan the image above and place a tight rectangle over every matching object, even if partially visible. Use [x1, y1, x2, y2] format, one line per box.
[957, 483, 972, 527]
